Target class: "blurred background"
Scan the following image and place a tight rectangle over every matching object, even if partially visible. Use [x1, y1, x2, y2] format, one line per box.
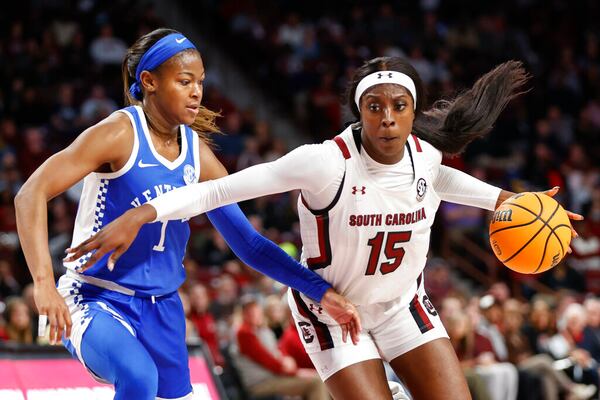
[0, 0, 599, 399]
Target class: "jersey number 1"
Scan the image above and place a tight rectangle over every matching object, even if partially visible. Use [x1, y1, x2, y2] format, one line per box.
[365, 231, 412, 275]
[153, 221, 168, 252]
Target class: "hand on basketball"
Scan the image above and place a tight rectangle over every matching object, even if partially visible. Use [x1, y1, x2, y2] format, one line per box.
[64, 207, 148, 272]
[320, 288, 362, 345]
[542, 186, 584, 252]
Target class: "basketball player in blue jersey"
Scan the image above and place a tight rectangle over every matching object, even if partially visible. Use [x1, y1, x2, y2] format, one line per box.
[15, 28, 362, 400]
[67, 56, 584, 400]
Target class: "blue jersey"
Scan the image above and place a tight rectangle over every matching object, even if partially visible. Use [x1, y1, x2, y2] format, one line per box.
[64, 105, 200, 295]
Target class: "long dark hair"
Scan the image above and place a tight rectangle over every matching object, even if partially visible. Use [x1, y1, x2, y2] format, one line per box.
[121, 28, 221, 142]
[345, 57, 529, 155]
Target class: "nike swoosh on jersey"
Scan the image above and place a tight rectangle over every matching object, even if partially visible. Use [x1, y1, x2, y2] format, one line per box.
[175, 38, 186, 44]
[138, 160, 159, 168]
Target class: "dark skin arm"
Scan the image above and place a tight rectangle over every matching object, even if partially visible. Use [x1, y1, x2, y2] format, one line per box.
[66, 139, 363, 344]
[15, 112, 133, 344]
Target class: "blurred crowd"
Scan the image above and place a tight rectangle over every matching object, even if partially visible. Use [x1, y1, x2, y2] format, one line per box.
[0, 0, 599, 399]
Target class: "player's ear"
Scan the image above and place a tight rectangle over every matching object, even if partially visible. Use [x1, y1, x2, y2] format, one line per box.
[140, 70, 157, 94]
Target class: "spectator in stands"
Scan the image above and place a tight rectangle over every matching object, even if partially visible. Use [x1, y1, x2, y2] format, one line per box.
[189, 283, 224, 366]
[21, 283, 39, 343]
[233, 296, 328, 400]
[209, 273, 240, 323]
[18, 126, 51, 179]
[89, 23, 128, 65]
[2, 296, 33, 344]
[545, 303, 599, 391]
[0, 260, 21, 300]
[236, 137, 263, 171]
[0, 151, 23, 195]
[478, 294, 509, 362]
[522, 298, 558, 355]
[264, 294, 287, 339]
[178, 289, 200, 343]
[503, 298, 596, 400]
[443, 309, 492, 400]
[424, 257, 455, 307]
[213, 110, 246, 171]
[570, 219, 600, 293]
[279, 311, 315, 370]
[581, 297, 600, 363]
[80, 84, 118, 126]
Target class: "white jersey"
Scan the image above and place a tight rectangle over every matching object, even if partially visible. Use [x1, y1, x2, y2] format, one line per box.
[298, 126, 441, 305]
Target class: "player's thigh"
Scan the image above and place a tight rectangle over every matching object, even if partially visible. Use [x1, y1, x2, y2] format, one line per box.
[81, 310, 157, 386]
[389, 338, 471, 400]
[138, 291, 192, 399]
[325, 358, 392, 400]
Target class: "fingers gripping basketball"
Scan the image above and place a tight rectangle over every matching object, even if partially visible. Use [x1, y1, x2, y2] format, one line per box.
[490, 192, 572, 274]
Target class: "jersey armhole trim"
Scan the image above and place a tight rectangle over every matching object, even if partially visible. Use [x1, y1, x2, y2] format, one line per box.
[93, 109, 140, 179]
[300, 171, 346, 216]
[191, 128, 201, 183]
[333, 136, 351, 159]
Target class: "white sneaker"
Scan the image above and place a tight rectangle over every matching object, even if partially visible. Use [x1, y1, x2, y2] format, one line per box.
[570, 383, 596, 400]
[388, 380, 411, 400]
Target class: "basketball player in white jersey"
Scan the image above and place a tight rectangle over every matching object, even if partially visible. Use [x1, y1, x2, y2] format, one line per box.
[67, 57, 583, 399]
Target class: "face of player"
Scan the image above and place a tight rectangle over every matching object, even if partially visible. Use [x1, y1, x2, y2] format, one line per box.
[151, 50, 205, 126]
[359, 83, 415, 164]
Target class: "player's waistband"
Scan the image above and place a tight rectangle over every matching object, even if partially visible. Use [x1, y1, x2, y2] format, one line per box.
[65, 269, 171, 303]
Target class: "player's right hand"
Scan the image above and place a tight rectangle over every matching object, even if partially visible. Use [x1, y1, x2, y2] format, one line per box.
[320, 288, 362, 345]
[34, 280, 72, 345]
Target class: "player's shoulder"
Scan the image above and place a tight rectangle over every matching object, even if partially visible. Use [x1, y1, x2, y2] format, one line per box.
[85, 109, 132, 140]
[73, 109, 134, 157]
[414, 136, 442, 166]
[295, 139, 344, 161]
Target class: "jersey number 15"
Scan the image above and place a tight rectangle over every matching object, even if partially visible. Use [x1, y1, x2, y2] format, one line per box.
[365, 231, 412, 275]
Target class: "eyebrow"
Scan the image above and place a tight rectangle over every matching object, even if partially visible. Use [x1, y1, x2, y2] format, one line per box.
[364, 93, 409, 99]
[177, 71, 206, 80]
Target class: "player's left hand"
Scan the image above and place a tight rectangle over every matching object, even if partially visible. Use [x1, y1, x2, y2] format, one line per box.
[542, 186, 584, 253]
[320, 288, 362, 345]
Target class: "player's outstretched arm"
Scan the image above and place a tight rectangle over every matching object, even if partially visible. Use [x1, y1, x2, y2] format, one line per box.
[434, 166, 583, 239]
[66, 142, 337, 268]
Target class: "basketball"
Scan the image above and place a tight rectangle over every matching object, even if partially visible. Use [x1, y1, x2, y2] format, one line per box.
[489, 192, 572, 274]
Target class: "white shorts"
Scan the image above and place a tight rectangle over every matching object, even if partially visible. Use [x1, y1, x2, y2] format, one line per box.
[287, 279, 448, 381]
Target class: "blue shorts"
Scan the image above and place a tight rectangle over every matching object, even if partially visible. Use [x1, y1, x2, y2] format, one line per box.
[57, 273, 192, 399]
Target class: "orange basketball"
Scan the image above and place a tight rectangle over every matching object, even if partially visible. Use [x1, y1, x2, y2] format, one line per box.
[489, 192, 572, 274]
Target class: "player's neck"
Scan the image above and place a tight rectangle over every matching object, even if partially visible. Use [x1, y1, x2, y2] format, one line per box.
[143, 106, 179, 145]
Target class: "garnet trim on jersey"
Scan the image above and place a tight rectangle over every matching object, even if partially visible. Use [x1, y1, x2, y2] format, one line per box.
[410, 273, 433, 333]
[300, 135, 351, 270]
[411, 134, 423, 152]
[333, 136, 351, 159]
[292, 289, 334, 351]
[305, 213, 332, 270]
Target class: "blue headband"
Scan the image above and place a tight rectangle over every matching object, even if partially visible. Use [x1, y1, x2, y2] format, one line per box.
[129, 33, 197, 100]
